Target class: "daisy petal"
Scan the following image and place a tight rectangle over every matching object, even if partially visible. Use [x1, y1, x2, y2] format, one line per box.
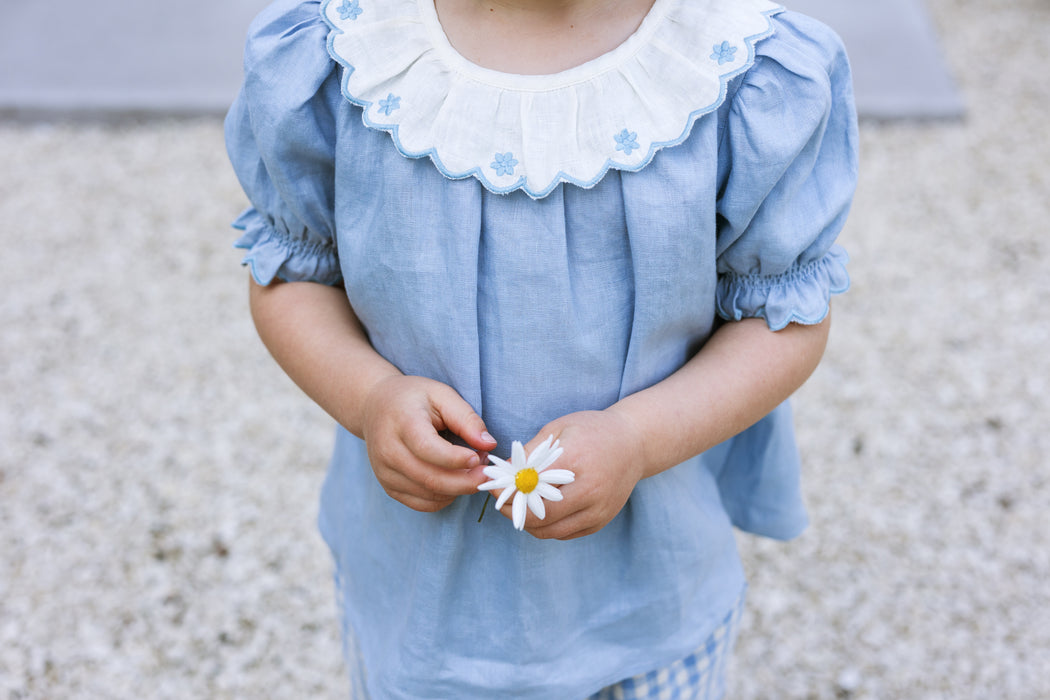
[527, 491, 546, 520]
[539, 469, 575, 485]
[535, 482, 563, 501]
[487, 455, 512, 470]
[529, 435, 554, 462]
[511, 440, 527, 469]
[477, 476, 512, 492]
[534, 446, 564, 473]
[495, 485, 517, 510]
[512, 492, 527, 530]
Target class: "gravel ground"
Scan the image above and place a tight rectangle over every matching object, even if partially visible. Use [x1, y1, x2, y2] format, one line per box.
[2, 0, 1049, 697]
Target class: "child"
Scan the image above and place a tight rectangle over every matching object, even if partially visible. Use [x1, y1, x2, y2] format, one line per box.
[225, 0, 857, 696]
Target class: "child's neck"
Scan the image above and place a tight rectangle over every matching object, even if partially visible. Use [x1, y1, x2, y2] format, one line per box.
[434, 0, 657, 75]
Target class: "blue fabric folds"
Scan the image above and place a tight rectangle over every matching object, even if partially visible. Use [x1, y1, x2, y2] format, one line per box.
[715, 13, 858, 329]
[224, 0, 343, 286]
[717, 244, 850, 330]
[233, 208, 342, 285]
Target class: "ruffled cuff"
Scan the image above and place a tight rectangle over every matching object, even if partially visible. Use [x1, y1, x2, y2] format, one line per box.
[233, 209, 342, 286]
[716, 245, 849, 331]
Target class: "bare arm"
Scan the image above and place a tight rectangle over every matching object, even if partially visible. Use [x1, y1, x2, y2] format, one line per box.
[509, 314, 831, 539]
[248, 278, 496, 511]
[248, 277, 397, 435]
[617, 314, 831, 478]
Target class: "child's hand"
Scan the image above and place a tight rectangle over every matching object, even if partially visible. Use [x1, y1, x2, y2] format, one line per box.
[495, 409, 646, 540]
[362, 375, 497, 513]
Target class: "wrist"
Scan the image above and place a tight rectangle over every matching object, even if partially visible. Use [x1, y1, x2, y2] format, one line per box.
[603, 402, 652, 483]
[354, 370, 406, 437]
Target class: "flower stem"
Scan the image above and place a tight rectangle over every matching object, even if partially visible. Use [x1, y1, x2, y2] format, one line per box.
[477, 492, 491, 523]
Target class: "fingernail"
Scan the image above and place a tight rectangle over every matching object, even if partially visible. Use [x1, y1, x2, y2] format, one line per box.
[482, 431, 496, 443]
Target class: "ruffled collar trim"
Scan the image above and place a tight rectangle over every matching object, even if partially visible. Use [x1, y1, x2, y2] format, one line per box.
[323, 0, 783, 198]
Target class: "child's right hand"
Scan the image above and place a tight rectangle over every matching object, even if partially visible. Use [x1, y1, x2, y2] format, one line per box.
[361, 375, 497, 513]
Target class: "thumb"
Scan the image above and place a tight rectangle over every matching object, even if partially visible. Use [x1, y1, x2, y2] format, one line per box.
[431, 385, 498, 453]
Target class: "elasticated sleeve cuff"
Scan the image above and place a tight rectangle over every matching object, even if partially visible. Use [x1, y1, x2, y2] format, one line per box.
[233, 208, 342, 286]
[716, 245, 849, 331]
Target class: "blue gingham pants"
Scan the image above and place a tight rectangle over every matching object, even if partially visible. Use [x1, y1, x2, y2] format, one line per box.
[587, 592, 746, 700]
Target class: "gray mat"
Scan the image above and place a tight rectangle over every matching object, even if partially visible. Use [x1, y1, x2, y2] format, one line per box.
[0, 0, 962, 119]
[0, 0, 269, 116]
[790, 0, 964, 118]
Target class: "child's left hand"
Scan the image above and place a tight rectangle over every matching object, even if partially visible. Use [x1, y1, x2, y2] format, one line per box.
[494, 409, 647, 540]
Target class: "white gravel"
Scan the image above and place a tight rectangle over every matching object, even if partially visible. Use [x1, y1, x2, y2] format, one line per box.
[2, 0, 1048, 697]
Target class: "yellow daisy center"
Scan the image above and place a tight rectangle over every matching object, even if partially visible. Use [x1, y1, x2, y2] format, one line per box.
[514, 468, 540, 494]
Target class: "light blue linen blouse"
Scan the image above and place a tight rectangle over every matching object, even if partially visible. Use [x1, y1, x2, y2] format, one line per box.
[225, 1, 857, 697]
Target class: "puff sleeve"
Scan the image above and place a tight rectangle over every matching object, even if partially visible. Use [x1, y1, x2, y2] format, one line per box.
[225, 0, 343, 286]
[715, 12, 858, 331]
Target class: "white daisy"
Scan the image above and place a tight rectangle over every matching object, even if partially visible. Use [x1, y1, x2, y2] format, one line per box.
[477, 435, 575, 531]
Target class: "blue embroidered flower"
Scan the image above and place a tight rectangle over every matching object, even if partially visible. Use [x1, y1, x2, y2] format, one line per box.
[378, 93, 401, 116]
[491, 152, 518, 177]
[710, 41, 737, 65]
[338, 0, 363, 20]
[614, 129, 640, 156]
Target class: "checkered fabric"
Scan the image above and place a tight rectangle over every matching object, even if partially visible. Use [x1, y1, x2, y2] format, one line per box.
[587, 592, 746, 700]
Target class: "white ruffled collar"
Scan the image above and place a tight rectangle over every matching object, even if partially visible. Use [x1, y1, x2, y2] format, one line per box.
[323, 0, 783, 198]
